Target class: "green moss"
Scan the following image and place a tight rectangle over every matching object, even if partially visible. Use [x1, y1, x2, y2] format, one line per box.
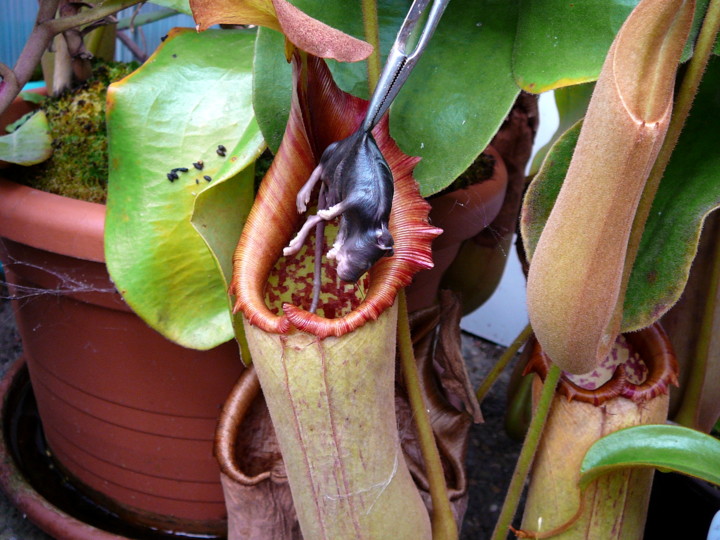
[13, 61, 137, 204]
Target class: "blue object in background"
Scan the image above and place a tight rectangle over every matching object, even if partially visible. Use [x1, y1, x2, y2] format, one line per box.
[709, 510, 720, 540]
[22, 81, 44, 91]
[0, 0, 36, 68]
[114, 5, 195, 63]
[0, 1, 195, 70]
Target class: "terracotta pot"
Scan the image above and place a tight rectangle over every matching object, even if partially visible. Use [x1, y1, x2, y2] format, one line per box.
[0, 355, 128, 539]
[405, 145, 508, 312]
[0, 97, 243, 536]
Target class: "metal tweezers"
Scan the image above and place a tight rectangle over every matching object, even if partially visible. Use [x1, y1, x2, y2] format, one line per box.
[362, 0, 451, 132]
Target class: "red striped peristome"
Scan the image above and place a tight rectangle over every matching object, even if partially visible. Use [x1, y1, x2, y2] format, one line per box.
[230, 52, 441, 338]
[524, 323, 679, 406]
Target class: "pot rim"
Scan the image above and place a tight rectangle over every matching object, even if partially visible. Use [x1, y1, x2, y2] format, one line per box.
[0, 179, 105, 263]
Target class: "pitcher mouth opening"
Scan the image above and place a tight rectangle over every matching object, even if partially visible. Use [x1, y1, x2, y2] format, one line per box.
[230, 54, 440, 339]
[525, 323, 678, 406]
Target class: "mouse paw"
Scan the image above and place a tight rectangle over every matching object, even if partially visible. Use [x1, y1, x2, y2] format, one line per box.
[284, 236, 302, 257]
[296, 195, 309, 214]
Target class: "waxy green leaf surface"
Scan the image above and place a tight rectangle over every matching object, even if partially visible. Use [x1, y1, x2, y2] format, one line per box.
[105, 29, 264, 349]
[624, 55, 720, 330]
[254, 0, 520, 196]
[524, 56, 720, 334]
[149, 0, 191, 14]
[253, 0, 710, 197]
[513, 0, 641, 93]
[514, 0, 708, 93]
[581, 424, 720, 487]
[252, 28, 292, 153]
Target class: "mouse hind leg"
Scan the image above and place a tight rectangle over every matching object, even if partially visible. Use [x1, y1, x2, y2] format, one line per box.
[296, 164, 324, 214]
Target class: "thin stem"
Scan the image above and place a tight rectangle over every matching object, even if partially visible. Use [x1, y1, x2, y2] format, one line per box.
[397, 289, 457, 540]
[674, 224, 720, 427]
[476, 323, 532, 404]
[116, 6, 176, 30]
[0, 0, 142, 115]
[46, 0, 142, 35]
[310, 186, 327, 314]
[491, 364, 561, 540]
[361, 0, 381, 93]
[116, 30, 148, 62]
[619, 0, 720, 322]
[0, 0, 60, 115]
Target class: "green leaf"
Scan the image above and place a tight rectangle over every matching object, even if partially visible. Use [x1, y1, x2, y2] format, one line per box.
[105, 28, 264, 350]
[390, 0, 520, 196]
[623, 55, 720, 329]
[192, 162, 256, 349]
[521, 119, 581, 261]
[18, 91, 47, 105]
[0, 111, 52, 165]
[148, 0, 191, 14]
[253, 0, 520, 196]
[513, 0, 707, 93]
[253, 28, 292, 154]
[528, 82, 593, 175]
[191, 162, 254, 295]
[513, 0, 641, 93]
[581, 424, 720, 488]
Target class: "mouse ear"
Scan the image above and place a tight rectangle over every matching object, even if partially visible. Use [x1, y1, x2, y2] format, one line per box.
[375, 227, 394, 251]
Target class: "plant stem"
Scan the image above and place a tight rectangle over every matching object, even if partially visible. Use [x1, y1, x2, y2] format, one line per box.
[116, 6, 177, 30]
[674, 223, 720, 428]
[619, 0, 720, 325]
[47, 0, 142, 35]
[0, 0, 142, 115]
[476, 323, 532, 404]
[491, 364, 561, 540]
[361, 0, 381, 93]
[0, 0, 60, 115]
[116, 30, 148, 62]
[397, 289, 457, 540]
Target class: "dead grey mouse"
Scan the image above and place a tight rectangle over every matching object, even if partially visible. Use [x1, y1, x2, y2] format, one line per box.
[283, 129, 394, 282]
[282, 0, 449, 294]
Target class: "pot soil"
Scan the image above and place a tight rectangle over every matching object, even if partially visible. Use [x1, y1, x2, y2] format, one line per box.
[0, 92, 243, 537]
